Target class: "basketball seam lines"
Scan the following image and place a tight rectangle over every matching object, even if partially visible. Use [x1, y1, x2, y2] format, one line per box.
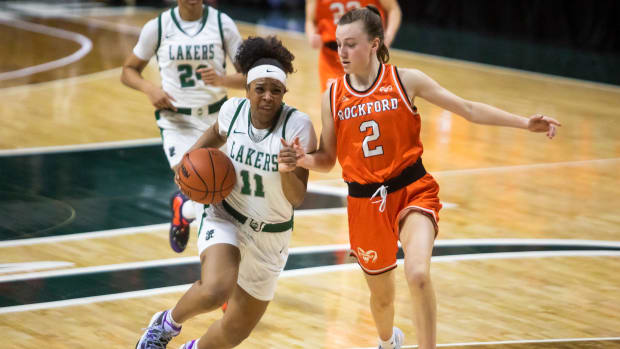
[186, 153, 210, 202]
[208, 150, 217, 204]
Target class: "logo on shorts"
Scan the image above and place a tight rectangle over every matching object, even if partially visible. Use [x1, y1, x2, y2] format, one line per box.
[205, 229, 214, 240]
[168, 146, 176, 157]
[357, 247, 378, 263]
[249, 218, 264, 232]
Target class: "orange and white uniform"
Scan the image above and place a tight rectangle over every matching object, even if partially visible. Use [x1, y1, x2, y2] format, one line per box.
[330, 64, 442, 274]
[315, 0, 385, 91]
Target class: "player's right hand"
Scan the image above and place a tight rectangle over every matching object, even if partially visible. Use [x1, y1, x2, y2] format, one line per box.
[278, 138, 303, 172]
[147, 86, 177, 111]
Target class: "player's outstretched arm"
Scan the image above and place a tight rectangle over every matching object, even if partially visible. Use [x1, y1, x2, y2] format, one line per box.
[279, 138, 310, 208]
[400, 68, 561, 139]
[297, 89, 338, 171]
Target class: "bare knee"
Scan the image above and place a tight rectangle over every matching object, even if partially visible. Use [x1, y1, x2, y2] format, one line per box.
[405, 265, 431, 291]
[195, 280, 232, 309]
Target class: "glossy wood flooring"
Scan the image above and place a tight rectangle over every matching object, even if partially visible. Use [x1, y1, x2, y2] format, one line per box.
[0, 4, 619, 349]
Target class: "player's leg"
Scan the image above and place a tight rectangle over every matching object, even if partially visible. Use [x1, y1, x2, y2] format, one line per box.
[348, 195, 403, 349]
[136, 209, 240, 348]
[399, 211, 437, 349]
[364, 270, 397, 342]
[160, 122, 204, 252]
[135, 242, 239, 349]
[179, 284, 269, 349]
[171, 243, 240, 321]
[179, 223, 291, 348]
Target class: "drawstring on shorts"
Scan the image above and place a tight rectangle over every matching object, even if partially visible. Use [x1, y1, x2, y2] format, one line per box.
[370, 185, 388, 212]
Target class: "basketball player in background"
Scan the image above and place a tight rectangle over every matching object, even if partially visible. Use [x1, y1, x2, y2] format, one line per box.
[305, 0, 401, 92]
[281, 6, 561, 349]
[135, 35, 317, 349]
[121, 0, 245, 254]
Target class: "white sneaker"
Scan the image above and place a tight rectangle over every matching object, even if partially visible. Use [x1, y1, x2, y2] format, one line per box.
[378, 326, 404, 349]
[135, 310, 181, 349]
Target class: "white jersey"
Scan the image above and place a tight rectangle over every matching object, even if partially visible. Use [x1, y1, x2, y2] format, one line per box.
[217, 98, 318, 223]
[133, 5, 242, 107]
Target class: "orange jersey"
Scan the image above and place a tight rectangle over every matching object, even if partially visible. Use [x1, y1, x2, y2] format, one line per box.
[331, 64, 424, 184]
[315, 0, 385, 43]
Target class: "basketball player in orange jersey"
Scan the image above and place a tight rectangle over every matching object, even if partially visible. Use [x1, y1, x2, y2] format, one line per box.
[305, 0, 401, 92]
[280, 6, 561, 349]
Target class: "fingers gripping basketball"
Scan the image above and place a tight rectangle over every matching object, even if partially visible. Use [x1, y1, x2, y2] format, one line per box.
[177, 148, 236, 205]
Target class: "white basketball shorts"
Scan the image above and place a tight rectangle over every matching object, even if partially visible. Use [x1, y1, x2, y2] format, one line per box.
[195, 202, 291, 301]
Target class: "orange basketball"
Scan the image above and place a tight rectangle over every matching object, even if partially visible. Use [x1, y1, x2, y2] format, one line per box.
[177, 148, 236, 205]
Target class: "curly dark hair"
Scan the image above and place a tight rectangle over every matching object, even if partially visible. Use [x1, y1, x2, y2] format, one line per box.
[235, 36, 295, 75]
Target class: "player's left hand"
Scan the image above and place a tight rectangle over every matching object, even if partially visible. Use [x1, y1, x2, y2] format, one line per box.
[527, 114, 562, 139]
[278, 138, 302, 172]
[197, 67, 223, 86]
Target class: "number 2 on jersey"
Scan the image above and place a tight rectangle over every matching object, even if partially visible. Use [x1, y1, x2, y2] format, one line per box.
[360, 120, 384, 158]
[178, 64, 207, 88]
[329, 1, 361, 23]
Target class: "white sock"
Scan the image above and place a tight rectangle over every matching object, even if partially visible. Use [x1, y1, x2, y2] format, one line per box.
[164, 309, 182, 331]
[378, 329, 396, 349]
[181, 200, 197, 220]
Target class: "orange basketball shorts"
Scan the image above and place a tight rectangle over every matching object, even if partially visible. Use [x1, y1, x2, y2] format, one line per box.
[347, 173, 442, 274]
[318, 46, 344, 92]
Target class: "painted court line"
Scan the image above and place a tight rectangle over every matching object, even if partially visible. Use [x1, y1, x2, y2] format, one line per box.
[0, 138, 162, 156]
[4, 240, 618, 281]
[1, 249, 618, 314]
[0, 17, 93, 81]
[354, 336, 620, 349]
[0, 206, 348, 248]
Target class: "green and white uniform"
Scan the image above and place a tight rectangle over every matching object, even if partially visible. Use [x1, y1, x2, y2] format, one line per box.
[196, 97, 317, 301]
[133, 5, 242, 166]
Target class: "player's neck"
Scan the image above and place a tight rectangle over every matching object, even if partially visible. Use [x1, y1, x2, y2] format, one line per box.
[350, 58, 381, 91]
[178, 4, 203, 22]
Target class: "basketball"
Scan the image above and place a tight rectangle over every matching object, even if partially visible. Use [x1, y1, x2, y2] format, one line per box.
[176, 148, 236, 205]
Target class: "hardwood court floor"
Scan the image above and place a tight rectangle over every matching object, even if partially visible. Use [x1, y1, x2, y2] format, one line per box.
[0, 4, 619, 349]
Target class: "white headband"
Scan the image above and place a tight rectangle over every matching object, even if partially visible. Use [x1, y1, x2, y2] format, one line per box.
[246, 64, 287, 86]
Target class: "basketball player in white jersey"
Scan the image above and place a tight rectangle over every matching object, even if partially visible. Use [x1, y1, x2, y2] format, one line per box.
[121, 0, 245, 254]
[135, 36, 317, 349]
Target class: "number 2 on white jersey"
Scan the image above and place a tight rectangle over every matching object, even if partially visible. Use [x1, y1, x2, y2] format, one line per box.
[360, 120, 384, 157]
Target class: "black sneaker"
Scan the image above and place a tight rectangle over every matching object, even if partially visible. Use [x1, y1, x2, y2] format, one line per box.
[169, 191, 193, 253]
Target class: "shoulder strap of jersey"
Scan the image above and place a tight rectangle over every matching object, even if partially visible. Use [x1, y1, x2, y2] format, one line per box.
[281, 107, 297, 140]
[226, 99, 246, 137]
[155, 11, 163, 59]
[217, 9, 227, 69]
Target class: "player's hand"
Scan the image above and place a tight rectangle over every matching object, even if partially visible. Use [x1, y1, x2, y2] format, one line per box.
[197, 67, 223, 86]
[309, 33, 321, 49]
[527, 114, 562, 139]
[147, 86, 177, 111]
[278, 138, 303, 172]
